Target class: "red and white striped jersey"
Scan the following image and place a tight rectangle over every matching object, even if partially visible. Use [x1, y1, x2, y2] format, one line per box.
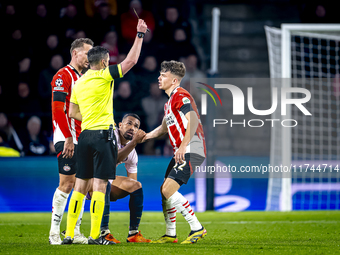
[51, 65, 82, 145]
[164, 86, 206, 157]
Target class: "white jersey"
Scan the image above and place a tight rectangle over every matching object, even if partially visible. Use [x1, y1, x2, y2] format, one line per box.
[114, 128, 138, 174]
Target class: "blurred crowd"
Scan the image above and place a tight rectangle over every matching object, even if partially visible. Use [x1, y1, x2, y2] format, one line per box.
[0, 0, 206, 157]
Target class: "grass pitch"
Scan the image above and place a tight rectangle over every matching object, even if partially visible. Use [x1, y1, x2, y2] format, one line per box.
[0, 211, 339, 254]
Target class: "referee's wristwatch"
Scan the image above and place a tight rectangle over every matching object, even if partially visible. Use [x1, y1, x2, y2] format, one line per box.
[137, 32, 145, 38]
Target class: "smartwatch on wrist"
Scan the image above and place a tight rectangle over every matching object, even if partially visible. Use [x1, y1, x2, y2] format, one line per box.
[137, 32, 145, 38]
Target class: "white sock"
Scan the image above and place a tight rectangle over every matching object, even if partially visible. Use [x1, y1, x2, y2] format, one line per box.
[50, 188, 69, 235]
[74, 196, 86, 236]
[101, 229, 110, 236]
[128, 230, 139, 236]
[162, 198, 177, 236]
[168, 191, 202, 232]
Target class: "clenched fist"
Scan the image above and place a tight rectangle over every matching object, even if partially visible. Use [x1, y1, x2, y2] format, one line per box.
[137, 19, 148, 33]
[132, 129, 146, 144]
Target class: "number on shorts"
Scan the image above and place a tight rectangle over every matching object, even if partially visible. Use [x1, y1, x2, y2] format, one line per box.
[173, 161, 187, 171]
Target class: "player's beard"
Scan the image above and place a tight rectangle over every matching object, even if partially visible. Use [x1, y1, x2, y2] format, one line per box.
[123, 132, 133, 141]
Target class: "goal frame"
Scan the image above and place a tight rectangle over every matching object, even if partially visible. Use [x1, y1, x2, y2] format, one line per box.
[280, 24, 340, 211]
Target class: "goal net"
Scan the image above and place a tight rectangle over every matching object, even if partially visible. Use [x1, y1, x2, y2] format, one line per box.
[265, 24, 340, 211]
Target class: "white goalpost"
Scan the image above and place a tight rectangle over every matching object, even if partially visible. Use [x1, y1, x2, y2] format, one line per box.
[265, 24, 340, 211]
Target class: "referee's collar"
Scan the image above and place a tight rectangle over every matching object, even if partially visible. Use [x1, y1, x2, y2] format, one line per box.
[68, 65, 81, 77]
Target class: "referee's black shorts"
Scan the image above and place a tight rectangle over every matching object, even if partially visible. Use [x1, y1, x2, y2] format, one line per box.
[76, 129, 117, 180]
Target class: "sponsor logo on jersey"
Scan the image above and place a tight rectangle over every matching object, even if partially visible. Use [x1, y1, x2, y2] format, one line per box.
[54, 87, 64, 91]
[63, 165, 71, 171]
[55, 78, 63, 87]
[165, 114, 176, 126]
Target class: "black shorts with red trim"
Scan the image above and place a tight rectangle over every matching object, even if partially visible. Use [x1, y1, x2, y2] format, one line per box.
[76, 129, 117, 180]
[54, 141, 77, 175]
[165, 153, 205, 185]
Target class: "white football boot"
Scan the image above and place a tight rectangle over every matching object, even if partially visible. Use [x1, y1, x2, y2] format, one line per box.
[73, 233, 88, 244]
[49, 233, 62, 245]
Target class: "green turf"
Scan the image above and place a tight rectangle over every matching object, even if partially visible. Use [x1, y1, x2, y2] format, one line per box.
[0, 211, 339, 254]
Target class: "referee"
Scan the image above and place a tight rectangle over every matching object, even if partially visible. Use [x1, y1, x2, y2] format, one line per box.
[62, 19, 148, 245]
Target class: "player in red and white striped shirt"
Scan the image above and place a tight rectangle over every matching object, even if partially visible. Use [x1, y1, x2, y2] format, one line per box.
[144, 60, 207, 244]
[49, 38, 93, 245]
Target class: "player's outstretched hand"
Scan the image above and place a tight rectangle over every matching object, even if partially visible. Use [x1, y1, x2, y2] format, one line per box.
[137, 19, 148, 33]
[133, 129, 146, 144]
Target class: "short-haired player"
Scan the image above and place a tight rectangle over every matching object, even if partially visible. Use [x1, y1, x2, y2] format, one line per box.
[144, 60, 207, 244]
[75, 114, 151, 243]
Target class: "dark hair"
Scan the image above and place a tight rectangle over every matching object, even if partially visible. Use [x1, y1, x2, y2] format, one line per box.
[70, 38, 94, 55]
[122, 113, 141, 123]
[87, 46, 109, 66]
[160, 60, 186, 80]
